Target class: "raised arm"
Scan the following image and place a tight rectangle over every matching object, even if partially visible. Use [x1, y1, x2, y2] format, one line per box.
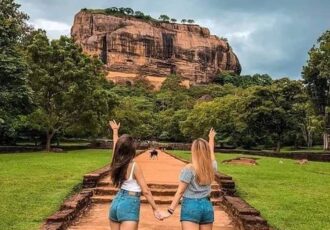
[109, 120, 120, 152]
[208, 128, 216, 161]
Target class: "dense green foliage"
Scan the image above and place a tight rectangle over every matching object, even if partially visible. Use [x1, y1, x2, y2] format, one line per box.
[302, 30, 330, 149]
[243, 79, 308, 151]
[171, 150, 330, 230]
[0, 0, 32, 144]
[0, 149, 111, 230]
[24, 30, 117, 150]
[214, 73, 273, 87]
[106, 75, 322, 151]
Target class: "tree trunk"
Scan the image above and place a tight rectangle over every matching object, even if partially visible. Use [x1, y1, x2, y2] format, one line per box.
[306, 131, 310, 148]
[46, 131, 55, 152]
[276, 140, 281, 153]
[323, 132, 330, 150]
[307, 131, 313, 148]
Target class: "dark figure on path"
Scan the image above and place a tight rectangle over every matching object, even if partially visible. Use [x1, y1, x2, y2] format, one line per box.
[150, 149, 158, 159]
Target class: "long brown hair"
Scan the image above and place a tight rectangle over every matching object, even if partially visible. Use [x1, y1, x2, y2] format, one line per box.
[191, 138, 214, 185]
[110, 134, 136, 187]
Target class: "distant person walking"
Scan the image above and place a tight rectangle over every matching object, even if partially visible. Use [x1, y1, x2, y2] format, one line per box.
[108, 120, 163, 230]
[149, 148, 158, 159]
[161, 128, 218, 230]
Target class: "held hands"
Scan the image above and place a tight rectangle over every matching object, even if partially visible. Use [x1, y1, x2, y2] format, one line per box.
[153, 209, 164, 221]
[153, 209, 172, 221]
[159, 210, 172, 219]
[208, 127, 216, 140]
[109, 120, 120, 131]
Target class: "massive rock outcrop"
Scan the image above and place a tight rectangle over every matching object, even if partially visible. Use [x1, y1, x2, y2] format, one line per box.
[71, 11, 241, 88]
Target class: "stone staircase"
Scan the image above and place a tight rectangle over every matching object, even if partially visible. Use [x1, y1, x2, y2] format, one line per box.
[91, 177, 222, 205]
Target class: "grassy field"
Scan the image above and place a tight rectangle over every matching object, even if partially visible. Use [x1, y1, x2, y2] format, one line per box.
[171, 151, 330, 230]
[0, 149, 111, 230]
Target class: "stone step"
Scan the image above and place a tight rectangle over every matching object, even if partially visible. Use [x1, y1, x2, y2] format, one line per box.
[94, 186, 221, 197]
[219, 179, 236, 189]
[97, 180, 220, 190]
[91, 195, 222, 205]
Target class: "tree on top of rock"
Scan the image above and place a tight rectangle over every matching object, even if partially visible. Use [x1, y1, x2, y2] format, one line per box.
[171, 18, 177, 23]
[134, 11, 144, 17]
[187, 19, 195, 24]
[124, 7, 134, 15]
[118, 7, 126, 14]
[159, 15, 170, 22]
[181, 19, 187, 24]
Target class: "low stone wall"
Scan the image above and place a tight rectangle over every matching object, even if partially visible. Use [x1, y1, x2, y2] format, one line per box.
[82, 165, 110, 188]
[43, 190, 93, 230]
[0, 146, 42, 153]
[42, 163, 111, 230]
[0, 145, 89, 153]
[164, 150, 271, 230]
[222, 196, 269, 230]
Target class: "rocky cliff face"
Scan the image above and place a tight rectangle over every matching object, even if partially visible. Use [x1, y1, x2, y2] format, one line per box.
[71, 11, 241, 87]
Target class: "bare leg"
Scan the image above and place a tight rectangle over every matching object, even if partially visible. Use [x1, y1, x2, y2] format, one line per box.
[109, 219, 120, 230]
[181, 221, 199, 230]
[120, 221, 139, 230]
[200, 223, 213, 230]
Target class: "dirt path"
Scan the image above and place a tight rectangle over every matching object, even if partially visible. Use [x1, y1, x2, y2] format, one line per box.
[69, 151, 236, 230]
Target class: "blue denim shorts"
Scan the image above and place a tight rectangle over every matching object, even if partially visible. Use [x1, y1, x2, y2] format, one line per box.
[109, 189, 141, 222]
[180, 197, 214, 224]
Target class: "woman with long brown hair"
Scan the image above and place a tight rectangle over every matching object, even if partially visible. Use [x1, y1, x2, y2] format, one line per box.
[162, 128, 217, 230]
[108, 120, 162, 230]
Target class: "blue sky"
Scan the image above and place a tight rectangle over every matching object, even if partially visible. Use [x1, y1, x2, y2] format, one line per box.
[17, 0, 330, 79]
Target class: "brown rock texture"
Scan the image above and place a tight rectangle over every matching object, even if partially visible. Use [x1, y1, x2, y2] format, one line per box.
[71, 11, 241, 87]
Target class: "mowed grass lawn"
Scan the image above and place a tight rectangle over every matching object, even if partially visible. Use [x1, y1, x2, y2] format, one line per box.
[0, 149, 111, 230]
[171, 151, 330, 230]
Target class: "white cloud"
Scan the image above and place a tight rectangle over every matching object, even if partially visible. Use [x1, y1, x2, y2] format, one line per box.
[29, 19, 71, 39]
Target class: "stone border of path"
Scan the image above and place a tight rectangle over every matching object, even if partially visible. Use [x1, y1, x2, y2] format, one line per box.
[41, 164, 109, 230]
[164, 150, 271, 230]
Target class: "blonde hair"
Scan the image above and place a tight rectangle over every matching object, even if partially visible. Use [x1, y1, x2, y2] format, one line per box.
[191, 138, 214, 185]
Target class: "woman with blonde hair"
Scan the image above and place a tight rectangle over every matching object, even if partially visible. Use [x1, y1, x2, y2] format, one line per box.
[162, 128, 217, 230]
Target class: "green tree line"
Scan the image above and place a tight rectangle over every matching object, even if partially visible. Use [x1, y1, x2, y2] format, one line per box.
[1, 1, 329, 152]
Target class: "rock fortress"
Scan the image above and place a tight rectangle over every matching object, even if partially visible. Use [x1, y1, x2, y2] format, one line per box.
[71, 9, 241, 89]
